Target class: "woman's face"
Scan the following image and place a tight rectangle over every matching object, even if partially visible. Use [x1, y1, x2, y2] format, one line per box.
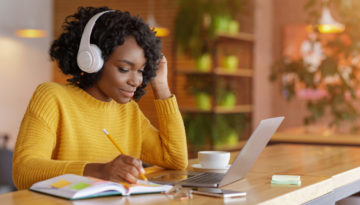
[86, 36, 146, 104]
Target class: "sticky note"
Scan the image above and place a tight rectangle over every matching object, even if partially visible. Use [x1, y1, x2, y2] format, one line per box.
[51, 179, 72, 188]
[70, 182, 90, 190]
[271, 175, 301, 185]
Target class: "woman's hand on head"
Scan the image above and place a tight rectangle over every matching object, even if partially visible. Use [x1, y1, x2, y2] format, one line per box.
[150, 55, 172, 99]
[153, 55, 168, 85]
[84, 155, 145, 184]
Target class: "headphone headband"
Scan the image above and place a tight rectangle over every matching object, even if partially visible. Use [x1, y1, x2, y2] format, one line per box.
[77, 10, 114, 73]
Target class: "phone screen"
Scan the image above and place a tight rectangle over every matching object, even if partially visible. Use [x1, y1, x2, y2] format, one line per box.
[191, 188, 246, 198]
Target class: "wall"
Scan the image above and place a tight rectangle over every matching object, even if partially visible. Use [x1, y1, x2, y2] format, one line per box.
[253, 0, 274, 128]
[0, 0, 53, 149]
[253, 0, 310, 130]
[271, 0, 314, 129]
[254, 0, 336, 131]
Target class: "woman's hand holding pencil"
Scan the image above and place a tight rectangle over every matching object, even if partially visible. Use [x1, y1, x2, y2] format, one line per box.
[103, 129, 148, 182]
[83, 129, 147, 184]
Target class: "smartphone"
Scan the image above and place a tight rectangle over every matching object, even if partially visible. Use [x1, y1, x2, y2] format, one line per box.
[191, 188, 246, 198]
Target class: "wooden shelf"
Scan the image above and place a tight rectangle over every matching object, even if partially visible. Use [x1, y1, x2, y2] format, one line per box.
[174, 30, 254, 148]
[176, 68, 253, 77]
[271, 131, 360, 146]
[213, 139, 247, 151]
[181, 105, 252, 114]
[214, 68, 252, 77]
[215, 105, 252, 113]
[188, 140, 247, 154]
[216, 32, 255, 42]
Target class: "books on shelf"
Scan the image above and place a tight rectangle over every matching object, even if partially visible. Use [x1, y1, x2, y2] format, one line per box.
[30, 174, 173, 200]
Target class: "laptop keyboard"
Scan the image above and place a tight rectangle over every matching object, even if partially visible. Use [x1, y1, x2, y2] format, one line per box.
[181, 172, 225, 184]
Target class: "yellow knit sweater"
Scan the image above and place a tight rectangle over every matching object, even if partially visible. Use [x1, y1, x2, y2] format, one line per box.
[13, 82, 188, 189]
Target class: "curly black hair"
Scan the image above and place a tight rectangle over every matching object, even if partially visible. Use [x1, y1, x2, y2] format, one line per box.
[49, 6, 162, 101]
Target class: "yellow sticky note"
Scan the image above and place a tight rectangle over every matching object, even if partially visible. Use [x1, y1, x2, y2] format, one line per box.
[51, 179, 72, 188]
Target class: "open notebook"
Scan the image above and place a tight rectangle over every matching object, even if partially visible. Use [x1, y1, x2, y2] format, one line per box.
[30, 174, 173, 200]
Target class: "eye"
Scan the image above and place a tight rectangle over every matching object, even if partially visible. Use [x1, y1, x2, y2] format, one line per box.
[118, 67, 129, 73]
[138, 69, 144, 74]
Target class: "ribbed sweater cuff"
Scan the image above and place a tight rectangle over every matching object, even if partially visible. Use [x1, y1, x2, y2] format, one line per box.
[154, 95, 179, 114]
[64, 161, 88, 176]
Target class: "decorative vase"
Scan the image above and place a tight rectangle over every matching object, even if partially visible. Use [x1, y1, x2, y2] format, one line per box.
[221, 55, 238, 72]
[214, 15, 231, 34]
[195, 92, 211, 110]
[220, 92, 236, 109]
[195, 53, 211, 72]
[228, 20, 239, 35]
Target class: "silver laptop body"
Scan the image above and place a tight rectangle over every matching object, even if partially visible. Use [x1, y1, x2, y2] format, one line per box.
[179, 116, 285, 188]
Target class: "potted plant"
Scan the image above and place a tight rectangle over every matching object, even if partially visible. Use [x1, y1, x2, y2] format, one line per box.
[216, 78, 237, 108]
[185, 75, 213, 110]
[174, 0, 244, 61]
[221, 55, 239, 72]
[184, 113, 247, 149]
[271, 0, 360, 131]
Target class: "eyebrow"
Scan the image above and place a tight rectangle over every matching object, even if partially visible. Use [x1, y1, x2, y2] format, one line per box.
[118, 59, 134, 66]
[117, 59, 146, 68]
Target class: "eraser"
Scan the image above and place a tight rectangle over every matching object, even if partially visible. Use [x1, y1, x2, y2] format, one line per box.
[271, 175, 301, 185]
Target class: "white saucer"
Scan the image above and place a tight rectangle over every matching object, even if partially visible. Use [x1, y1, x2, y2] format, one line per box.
[191, 164, 231, 171]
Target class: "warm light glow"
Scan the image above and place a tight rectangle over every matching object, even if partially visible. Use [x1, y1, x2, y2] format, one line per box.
[152, 26, 170, 37]
[15, 29, 47, 38]
[147, 14, 169, 37]
[318, 24, 345, 33]
[318, 7, 345, 34]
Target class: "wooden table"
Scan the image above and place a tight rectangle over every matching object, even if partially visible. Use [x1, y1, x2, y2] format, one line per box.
[2, 144, 360, 204]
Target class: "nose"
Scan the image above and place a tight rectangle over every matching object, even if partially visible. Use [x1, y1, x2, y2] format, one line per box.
[127, 72, 142, 87]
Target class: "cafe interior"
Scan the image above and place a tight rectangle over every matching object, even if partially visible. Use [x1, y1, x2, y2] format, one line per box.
[2, 0, 360, 204]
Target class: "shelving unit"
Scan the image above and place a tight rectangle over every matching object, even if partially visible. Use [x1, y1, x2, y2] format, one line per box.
[173, 32, 254, 154]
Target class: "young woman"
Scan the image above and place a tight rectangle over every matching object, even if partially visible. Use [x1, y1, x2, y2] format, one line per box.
[13, 6, 188, 190]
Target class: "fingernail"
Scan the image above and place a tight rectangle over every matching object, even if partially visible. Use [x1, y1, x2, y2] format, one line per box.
[141, 168, 145, 173]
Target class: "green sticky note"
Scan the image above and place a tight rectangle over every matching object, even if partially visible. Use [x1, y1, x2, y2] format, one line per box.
[271, 175, 301, 185]
[70, 182, 90, 190]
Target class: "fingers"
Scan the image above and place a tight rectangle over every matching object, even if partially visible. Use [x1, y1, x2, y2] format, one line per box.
[123, 155, 145, 175]
[160, 55, 167, 63]
[107, 155, 145, 184]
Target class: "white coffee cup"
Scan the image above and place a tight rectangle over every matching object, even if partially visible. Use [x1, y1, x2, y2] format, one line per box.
[198, 151, 230, 169]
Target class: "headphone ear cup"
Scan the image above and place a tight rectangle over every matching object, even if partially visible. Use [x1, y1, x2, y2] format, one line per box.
[77, 10, 111, 73]
[89, 44, 104, 73]
[77, 50, 93, 73]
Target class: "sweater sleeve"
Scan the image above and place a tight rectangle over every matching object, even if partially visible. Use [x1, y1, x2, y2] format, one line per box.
[140, 95, 188, 169]
[12, 84, 87, 190]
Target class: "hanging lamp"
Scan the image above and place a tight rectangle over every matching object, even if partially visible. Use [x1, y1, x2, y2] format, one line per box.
[15, 29, 46, 38]
[146, 0, 169, 37]
[318, 6, 345, 33]
[14, 0, 47, 38]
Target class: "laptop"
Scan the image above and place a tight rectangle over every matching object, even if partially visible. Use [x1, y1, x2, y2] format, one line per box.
[151, 116, 284, 188]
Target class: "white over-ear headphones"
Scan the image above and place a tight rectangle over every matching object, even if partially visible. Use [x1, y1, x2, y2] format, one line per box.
[77, 10, 113, 73]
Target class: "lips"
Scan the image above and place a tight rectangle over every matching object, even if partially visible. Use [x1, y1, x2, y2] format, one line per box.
[119, 89, 135, 98]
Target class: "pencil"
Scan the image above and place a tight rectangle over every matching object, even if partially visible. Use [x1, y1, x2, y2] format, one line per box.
[103, 129, 148, 181]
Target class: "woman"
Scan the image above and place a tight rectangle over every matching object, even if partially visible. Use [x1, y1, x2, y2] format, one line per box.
[13, 6, 188, 190]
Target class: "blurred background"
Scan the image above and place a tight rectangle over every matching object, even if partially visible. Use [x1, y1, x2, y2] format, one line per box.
[2, 0, 360, 192]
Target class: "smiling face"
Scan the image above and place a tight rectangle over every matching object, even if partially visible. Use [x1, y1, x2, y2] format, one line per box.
[85, 36, 146, 104]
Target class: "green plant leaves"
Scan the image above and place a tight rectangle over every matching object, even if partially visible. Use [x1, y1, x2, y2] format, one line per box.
[270, 0, 360, 131]
[184, 113, 248, 147]
[174, 0, 244, 58]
